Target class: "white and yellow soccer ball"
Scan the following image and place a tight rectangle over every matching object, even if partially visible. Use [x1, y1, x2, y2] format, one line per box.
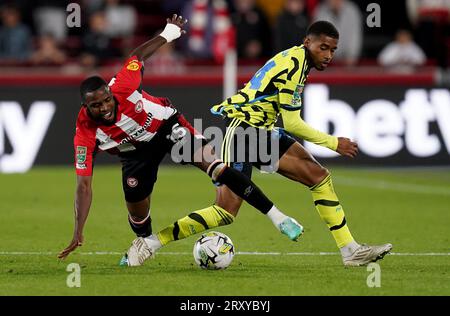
[193, 231, 235, 270]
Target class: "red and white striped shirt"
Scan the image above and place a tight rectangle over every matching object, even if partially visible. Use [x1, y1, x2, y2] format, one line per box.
[74, 56, 176, 176]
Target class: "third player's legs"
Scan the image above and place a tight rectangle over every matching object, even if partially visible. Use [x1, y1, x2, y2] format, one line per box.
[120, 140, 167, 238]
[172, 114, 277, 217]
[277, 141, 355, 249]
[191, 142, 245, 216]
[126, 197, 152, 238]
[277, 141, 329, 186]
[277, 140, 393, 265]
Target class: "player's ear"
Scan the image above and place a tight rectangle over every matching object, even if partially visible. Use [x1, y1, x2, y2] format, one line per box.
[80, 93, 86, 107]
[303, 36, 310, 47]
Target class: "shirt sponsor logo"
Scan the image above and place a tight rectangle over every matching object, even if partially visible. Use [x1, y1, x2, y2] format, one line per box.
[76, 146, 87, 163]
[118, 112, 153, 145]
[127, 61, 140, 71]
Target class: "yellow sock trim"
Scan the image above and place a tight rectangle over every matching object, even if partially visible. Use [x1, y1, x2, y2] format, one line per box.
[310, 174, 354, 248]
[157, 205, 234, 246]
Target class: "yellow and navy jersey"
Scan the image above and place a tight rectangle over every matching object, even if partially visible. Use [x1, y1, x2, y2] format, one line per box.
[211, 45, 311, 129]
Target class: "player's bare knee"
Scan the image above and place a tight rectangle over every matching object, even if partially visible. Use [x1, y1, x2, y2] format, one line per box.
[216, 199, 242, 217]
[126, 199, 150, 219]
[312, 167, 330, 186]
[201, 144, 217, 162]
[191, 160, 209, 173]
[192, 146, 214, 172]
[206, 159, 226, 181]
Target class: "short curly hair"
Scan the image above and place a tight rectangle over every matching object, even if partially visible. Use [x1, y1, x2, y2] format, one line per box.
[80, 76, 107, 102]
[306, 21, 339, 39]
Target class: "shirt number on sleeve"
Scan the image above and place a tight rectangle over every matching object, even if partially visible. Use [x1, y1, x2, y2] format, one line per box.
[249, 60, 276, 90]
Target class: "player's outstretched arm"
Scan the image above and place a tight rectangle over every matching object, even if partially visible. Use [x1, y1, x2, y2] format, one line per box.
[336, 137, 358, 158]
[58, 175, 93, 259]
[129, 14, 187, 62]
[281, 109, 358, 158]
[281, 108, 338, 149]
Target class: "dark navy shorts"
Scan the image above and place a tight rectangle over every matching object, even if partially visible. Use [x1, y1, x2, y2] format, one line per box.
[221, 118, 296, 178]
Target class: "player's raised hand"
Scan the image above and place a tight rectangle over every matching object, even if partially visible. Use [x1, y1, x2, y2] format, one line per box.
[57, 235, 83, 260]
[336, 137, 358, 158]
[167, 13, 188, 34]
[159, 14, 187, 43]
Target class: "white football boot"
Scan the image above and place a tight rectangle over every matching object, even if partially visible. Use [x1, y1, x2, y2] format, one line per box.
[119, 237, 155, 267]
[343, 243, 393, 267]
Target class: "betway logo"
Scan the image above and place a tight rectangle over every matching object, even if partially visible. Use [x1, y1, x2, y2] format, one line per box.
[118, 112, 153, 145]
[0, 101, 55, 173]
[304, 85, 450, 158]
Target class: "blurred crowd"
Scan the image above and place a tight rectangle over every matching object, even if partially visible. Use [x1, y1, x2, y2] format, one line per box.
[0, 0, 449, 72]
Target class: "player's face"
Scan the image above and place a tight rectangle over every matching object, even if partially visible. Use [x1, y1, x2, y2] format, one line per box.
[83, 86, 117, 124]
[304, 34, 338, 71]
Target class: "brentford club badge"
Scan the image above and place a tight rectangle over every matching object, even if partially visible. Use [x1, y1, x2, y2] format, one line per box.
[135, 100, 143, 113]
[127, 177, 138, 187]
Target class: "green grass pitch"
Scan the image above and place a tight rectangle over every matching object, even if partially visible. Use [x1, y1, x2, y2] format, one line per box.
[0, 165, 449, 296]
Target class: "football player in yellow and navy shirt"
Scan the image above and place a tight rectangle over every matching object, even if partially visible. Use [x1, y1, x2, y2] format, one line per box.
[207, 21, 392, 266]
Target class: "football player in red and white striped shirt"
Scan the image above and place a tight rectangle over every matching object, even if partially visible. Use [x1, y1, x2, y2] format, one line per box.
[58, 15, 303, 266]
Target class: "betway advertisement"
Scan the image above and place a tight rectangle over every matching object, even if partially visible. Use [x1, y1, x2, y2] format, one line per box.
[0, 84, 449, 173]
[303, 85, 450, 165]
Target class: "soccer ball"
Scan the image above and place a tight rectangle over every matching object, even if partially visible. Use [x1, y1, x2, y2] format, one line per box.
[193, 231, 235, 270]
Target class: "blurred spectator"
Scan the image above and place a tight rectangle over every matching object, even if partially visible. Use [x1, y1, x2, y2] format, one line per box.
[81, 0, 105, 16]
[30, 33, 67, 65]
[182, 0, 234, 61]
[274, 0, 309, 52]
[0, 0, 34, 28]
[104, 0, 137, 38]
[378, 29, 426, 71]
[146, 41, 186, 75]
[256, 0, 285, 25]
[162, 0, 188, 14]
[0, 4, 32, 61]
[406, 0, 450, 25]
[315, 0, 362, 66]
[81, 11, 119, 68]
[33, 0, 69, 42]
[406, 0, 450, 69]
[352, 0, 411, 59]
[232, 0, 271, 59]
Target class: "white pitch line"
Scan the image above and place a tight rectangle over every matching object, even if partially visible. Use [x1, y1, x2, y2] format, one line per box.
[0, 251, 448, 256]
